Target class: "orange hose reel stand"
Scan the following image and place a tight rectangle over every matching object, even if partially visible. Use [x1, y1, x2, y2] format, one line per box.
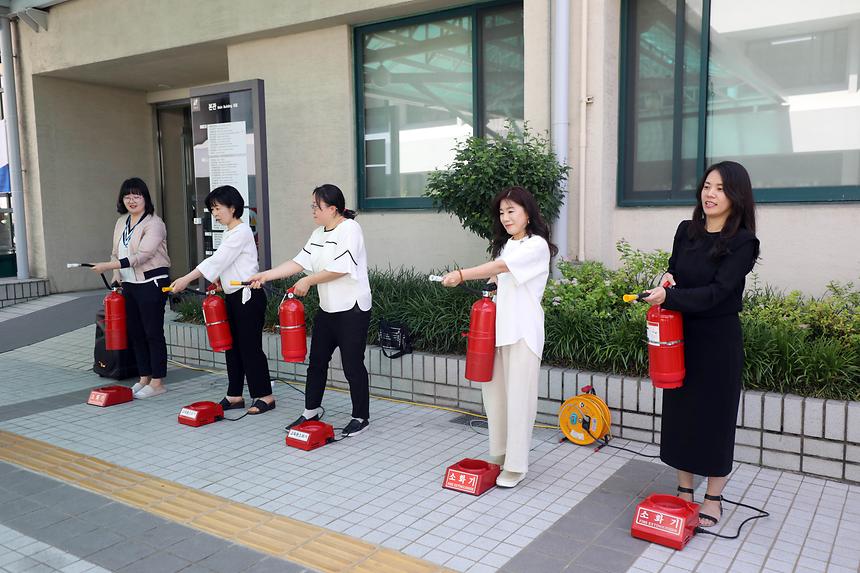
[559, 386, 611, 445]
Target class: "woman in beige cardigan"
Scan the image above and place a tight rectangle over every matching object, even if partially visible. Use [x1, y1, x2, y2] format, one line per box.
[92, 178, 171, 398]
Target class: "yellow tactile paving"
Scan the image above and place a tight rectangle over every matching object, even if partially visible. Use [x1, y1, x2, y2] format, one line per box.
[355, 548, 442, 573]
[0, 430, 451, 573]
[286, 532, 379, 571]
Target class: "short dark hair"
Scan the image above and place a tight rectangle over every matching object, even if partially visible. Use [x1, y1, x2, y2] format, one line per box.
[205, 185, 244, 220]
[116, 178, 155, 215]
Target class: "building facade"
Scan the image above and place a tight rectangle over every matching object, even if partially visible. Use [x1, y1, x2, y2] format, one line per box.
[2, 0, 858, 294]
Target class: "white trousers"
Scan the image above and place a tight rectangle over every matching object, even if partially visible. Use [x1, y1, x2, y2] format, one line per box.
[481, 339, 541, 473]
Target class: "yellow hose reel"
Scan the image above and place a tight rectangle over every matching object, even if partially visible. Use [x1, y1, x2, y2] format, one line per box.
[559, 387, 612, 445]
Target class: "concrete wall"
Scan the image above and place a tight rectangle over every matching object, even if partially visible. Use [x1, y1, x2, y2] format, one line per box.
[226, 25, 489, 272]
[8, 0, 860, 294]
[18, 0, 471, 76]
[30, 76, 156, 292]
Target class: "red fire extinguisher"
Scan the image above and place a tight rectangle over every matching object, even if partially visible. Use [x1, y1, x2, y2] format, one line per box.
[646, 282, 685, 388]
[202, 288, 232, 352]
[463, 283, 497, 382]
[103, 287, 127, 351]
[278, 288, 307, 363]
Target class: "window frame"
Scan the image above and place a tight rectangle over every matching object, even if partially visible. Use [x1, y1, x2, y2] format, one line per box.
[354, 0, 523, 211]
[617, 0, 860, 206]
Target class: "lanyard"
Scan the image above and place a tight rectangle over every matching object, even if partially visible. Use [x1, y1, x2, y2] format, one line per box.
[122, 214, 146, 247]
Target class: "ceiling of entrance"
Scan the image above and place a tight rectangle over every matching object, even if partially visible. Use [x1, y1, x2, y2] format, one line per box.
[43, 43, 228, 92]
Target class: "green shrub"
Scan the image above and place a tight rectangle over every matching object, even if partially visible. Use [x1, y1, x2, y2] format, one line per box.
[173, 249, 860, 401]
[425, 121, 568, 244]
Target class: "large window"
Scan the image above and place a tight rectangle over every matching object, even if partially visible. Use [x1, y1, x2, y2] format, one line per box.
[619, 0, 860, 205]
[355, 2, 524, 210]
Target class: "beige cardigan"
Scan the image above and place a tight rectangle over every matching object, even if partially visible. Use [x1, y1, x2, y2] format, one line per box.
[110, 213, 171, 283]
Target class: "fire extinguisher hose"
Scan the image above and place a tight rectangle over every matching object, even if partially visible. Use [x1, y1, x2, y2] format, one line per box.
[66, 262, 113, 290]
[693, 498, 770, 539]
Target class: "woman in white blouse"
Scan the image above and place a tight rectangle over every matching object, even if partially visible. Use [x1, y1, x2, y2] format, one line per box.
[170, 186, 275, 415]
[441, 186, 556, 488]
[249, 184, 372, 437]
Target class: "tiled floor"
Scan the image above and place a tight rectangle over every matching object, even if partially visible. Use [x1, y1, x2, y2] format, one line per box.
[0, 461, 311, 573]
[1, 296, 859, 572]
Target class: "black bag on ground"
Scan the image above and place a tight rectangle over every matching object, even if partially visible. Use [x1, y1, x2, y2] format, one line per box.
[93, 308, 138, 380]
[378, 318, 413, 359]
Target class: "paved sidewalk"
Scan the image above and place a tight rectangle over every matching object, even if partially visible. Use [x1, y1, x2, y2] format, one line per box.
[1, 293, 858, 572]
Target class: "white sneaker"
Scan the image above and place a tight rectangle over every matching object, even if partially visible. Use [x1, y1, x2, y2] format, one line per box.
[131, 382, 146, 395]
[134, 385, 167, 399]
[496, 470, 525, 488]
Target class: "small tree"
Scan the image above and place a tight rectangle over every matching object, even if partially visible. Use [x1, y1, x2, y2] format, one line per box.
[425, 121, 569, 243]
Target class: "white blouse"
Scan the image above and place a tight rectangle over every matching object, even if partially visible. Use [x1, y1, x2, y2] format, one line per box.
[196, 223, 259, 302]
[293, 219, 372, 313]
[495, 235, 551, 358]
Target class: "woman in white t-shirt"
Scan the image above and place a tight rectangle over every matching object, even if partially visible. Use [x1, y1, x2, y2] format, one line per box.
[170, 186, 275, 415]
[441, 186, 556, 488]
[249, 184, 372, 437]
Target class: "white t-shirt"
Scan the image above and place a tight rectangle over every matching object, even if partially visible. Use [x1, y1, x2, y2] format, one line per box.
[196, 223, 259, 302]
[495, 235, 551, 358]
[293, 218, 372, 313]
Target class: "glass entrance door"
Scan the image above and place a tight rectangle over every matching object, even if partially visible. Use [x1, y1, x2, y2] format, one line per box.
[156, 103, 198, 281]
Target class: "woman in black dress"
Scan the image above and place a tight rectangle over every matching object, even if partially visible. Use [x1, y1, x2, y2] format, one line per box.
[643, 161, 759, 528]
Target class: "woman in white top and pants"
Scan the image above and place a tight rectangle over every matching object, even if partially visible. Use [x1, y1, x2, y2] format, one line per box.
[250, 184, 372, 437]
[442, 186, 555, 488]
[170, 186, 275, 414]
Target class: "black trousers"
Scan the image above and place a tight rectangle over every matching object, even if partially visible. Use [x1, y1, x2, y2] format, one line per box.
[123, 279, 168, 379]
[224, 288, 272, 400]
[306, 304, 371, 420]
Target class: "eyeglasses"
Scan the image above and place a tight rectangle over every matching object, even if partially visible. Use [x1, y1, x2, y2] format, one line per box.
[311, 203, 332, 212]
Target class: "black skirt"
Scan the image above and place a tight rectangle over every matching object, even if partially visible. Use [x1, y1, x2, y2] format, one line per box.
[659, 313, 743, 477]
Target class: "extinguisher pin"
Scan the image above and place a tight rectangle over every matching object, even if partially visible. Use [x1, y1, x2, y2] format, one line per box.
[428, 275, 443, 282]
[161, 287, 173, 293]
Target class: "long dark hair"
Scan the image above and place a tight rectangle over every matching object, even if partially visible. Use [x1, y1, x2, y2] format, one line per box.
[490, 186, 558, 259]
[116, 177, 155, 216]
[313, 184, 356, 219]
[689, 161, 759, 259]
